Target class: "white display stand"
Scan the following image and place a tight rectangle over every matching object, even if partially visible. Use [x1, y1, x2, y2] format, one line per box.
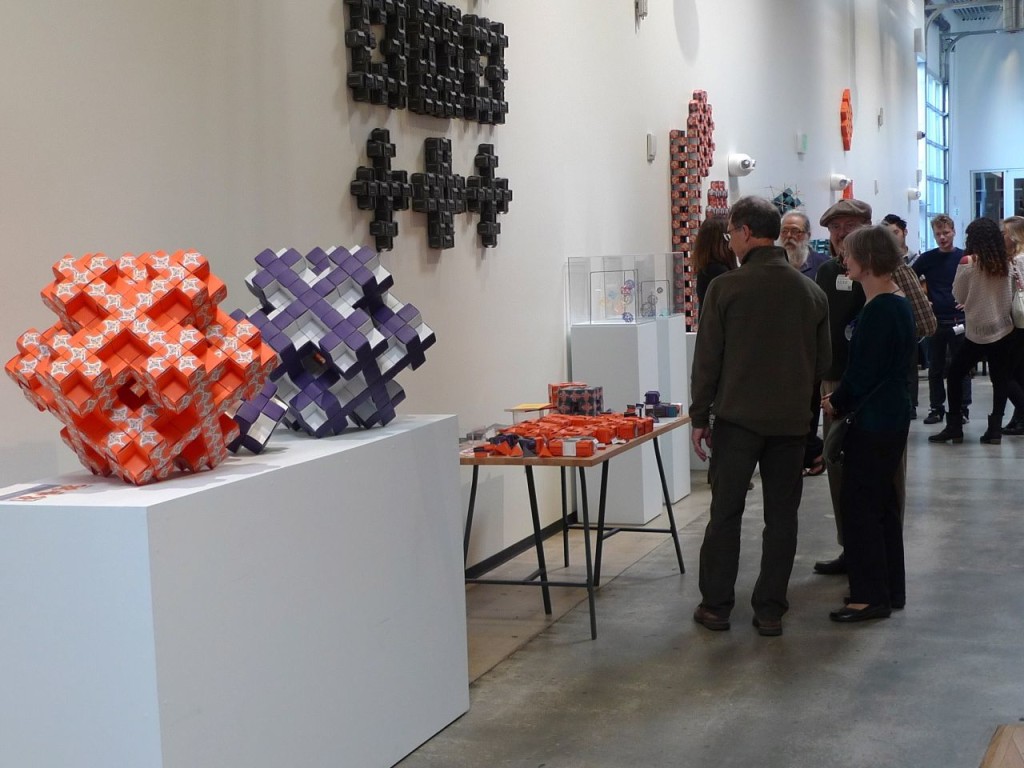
[0, 414, 467, 768]
[686, 330, 705, 471]
[569, 322, 663, 524]
[657, 314, 691, 500]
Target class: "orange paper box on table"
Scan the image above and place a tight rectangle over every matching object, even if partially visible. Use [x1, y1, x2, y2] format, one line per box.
[476, 412, 655, 458]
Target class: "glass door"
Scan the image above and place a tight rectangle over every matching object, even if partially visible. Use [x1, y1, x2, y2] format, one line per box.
[972, 169, 1024, 221]
[1011, 172, 1024, 218]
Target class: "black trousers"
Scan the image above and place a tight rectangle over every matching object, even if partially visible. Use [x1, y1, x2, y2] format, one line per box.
[947, 331, 1024, 420]
[840, 423, 909, 607]
[928, 324, 972, 412]
[699, 419, 804, 620]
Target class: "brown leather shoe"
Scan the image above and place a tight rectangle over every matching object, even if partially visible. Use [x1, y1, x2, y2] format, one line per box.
[752, 616, 782, 636]
[693, 605, 730, 631]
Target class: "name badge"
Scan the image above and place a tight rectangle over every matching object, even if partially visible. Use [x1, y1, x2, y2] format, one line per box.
[835, 275, 854, 291]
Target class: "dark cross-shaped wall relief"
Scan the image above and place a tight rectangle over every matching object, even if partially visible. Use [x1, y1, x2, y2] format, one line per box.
[412, 138, 465, 250]
[351, 130, 512, 250]
[350, 128, 412, 252]
[467, 144, 512, 248]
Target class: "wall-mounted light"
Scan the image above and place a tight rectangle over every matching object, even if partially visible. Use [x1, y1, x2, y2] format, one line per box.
[830, 173, 851, 191]
[728, 153, 756, 177]
[907, 188, 922, 200]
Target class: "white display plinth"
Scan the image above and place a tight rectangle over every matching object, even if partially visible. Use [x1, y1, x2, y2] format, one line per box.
[686, 330, 704, 471]
[657, 314, 691, 501]
[0, 414, 467, 768]
[570, 322, 662, 524]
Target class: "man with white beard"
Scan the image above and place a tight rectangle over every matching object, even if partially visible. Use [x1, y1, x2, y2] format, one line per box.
[780, 210, 829, 280]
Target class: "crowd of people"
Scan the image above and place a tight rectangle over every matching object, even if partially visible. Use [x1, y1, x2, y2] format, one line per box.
[689, 196, 1024, 635]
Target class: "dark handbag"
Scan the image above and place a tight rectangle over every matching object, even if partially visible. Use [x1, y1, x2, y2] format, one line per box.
[823, 415, 852, 465]
[823, 381, 886, 466]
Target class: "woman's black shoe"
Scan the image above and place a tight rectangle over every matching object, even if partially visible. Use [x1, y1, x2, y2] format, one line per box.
[980, 415, 1003, 444]
[829, 604, 892, 622]
[1002, 417, 1024, 436]
[928, 426, 963, 443]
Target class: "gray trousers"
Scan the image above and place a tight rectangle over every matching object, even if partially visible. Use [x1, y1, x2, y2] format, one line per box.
[698, 418, 805, 621]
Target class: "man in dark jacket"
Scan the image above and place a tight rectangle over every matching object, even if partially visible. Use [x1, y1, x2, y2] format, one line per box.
[812, 199, 870, 576]
[690, 196, 831, 637]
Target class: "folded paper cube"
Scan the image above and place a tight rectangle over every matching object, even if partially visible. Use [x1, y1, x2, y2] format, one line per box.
[6, 250, 279, 484]
[236, 245, 435, 436]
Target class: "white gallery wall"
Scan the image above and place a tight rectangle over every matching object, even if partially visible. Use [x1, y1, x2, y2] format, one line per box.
[947, 31, 1024, 228]
[0, 0, 923, 565]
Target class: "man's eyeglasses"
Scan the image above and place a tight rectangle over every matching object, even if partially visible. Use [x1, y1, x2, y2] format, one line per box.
[724, 225, 743, 243]
[780, 227, 807, 236]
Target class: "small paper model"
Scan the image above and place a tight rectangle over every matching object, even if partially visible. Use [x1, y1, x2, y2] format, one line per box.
[238, 244, 435, 436]
[555, 386, 604, 417]
[5, 250, 278, 484]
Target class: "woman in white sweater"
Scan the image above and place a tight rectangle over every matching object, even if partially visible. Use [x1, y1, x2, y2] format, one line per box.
[929, 217, 1024, 444]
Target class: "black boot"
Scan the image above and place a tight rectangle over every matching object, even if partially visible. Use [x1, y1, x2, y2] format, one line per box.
[980, 415, 1003, 444]
[929, 412, 964, 443]
[1003, 414, 1024, 435]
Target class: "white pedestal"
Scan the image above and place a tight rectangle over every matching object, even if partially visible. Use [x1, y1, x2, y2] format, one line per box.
[657, 315, 691, 501]
[569, 323, 662, 524]
[0, 415, 468, 768]
[686, 330, 705, 471]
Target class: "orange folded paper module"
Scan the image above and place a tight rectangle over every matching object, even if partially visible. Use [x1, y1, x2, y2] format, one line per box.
[6, 250, 278, 485]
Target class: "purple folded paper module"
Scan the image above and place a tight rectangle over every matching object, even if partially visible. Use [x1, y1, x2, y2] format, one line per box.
[235, 245, 435, 437]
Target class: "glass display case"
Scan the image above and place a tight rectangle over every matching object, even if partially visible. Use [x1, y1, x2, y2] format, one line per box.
[567, 254, 676, 325]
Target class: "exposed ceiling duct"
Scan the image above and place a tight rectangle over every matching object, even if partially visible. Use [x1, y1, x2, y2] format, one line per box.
[926, 0, 1024, 31]
[952, 4, 1001, 21]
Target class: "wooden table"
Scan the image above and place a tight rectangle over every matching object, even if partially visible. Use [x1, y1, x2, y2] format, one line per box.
[460, 416, 690, 639]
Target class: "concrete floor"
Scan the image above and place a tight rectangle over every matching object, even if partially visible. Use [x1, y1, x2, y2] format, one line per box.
[401, 381, 1024, 768]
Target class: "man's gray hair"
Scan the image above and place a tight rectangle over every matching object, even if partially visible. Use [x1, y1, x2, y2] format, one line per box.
[781, 210, 811, 233]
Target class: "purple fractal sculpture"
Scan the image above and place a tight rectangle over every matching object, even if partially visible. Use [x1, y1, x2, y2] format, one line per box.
[236, 245, 435, 437]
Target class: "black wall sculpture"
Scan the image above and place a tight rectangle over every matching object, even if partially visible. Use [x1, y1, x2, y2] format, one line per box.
[351, 131, 511, 250]
[344, 0, 508, 125]
[350, 129, 412, 252]
[467, 145, 512, 248]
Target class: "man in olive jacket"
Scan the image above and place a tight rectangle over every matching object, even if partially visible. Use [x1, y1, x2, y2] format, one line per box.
[690, 196, 831, 637]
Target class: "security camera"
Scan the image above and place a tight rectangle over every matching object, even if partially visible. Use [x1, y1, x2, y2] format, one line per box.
[830, 173, 851, 191]
[728, 153, 757, 177]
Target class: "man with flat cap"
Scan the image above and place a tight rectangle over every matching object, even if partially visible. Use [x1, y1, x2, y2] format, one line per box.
[812, 199, 935, 578]
[812, 199, 870, 576]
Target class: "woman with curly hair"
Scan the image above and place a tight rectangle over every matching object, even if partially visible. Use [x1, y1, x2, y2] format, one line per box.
[691, 217, 737, 320]
[929, 217, 1024, 444]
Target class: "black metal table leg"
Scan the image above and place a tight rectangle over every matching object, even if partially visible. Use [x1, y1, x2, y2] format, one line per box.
[652, 436, 685, 574]
[576, 466, 598, 639]
[463, 465, 479, 566]
[592, 461, 610, 587]
[560, 467, 570, 568]
[525, 466, 553, 614]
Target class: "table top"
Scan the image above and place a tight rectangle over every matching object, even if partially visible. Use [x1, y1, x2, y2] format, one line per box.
[459, 416, 690, 468]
